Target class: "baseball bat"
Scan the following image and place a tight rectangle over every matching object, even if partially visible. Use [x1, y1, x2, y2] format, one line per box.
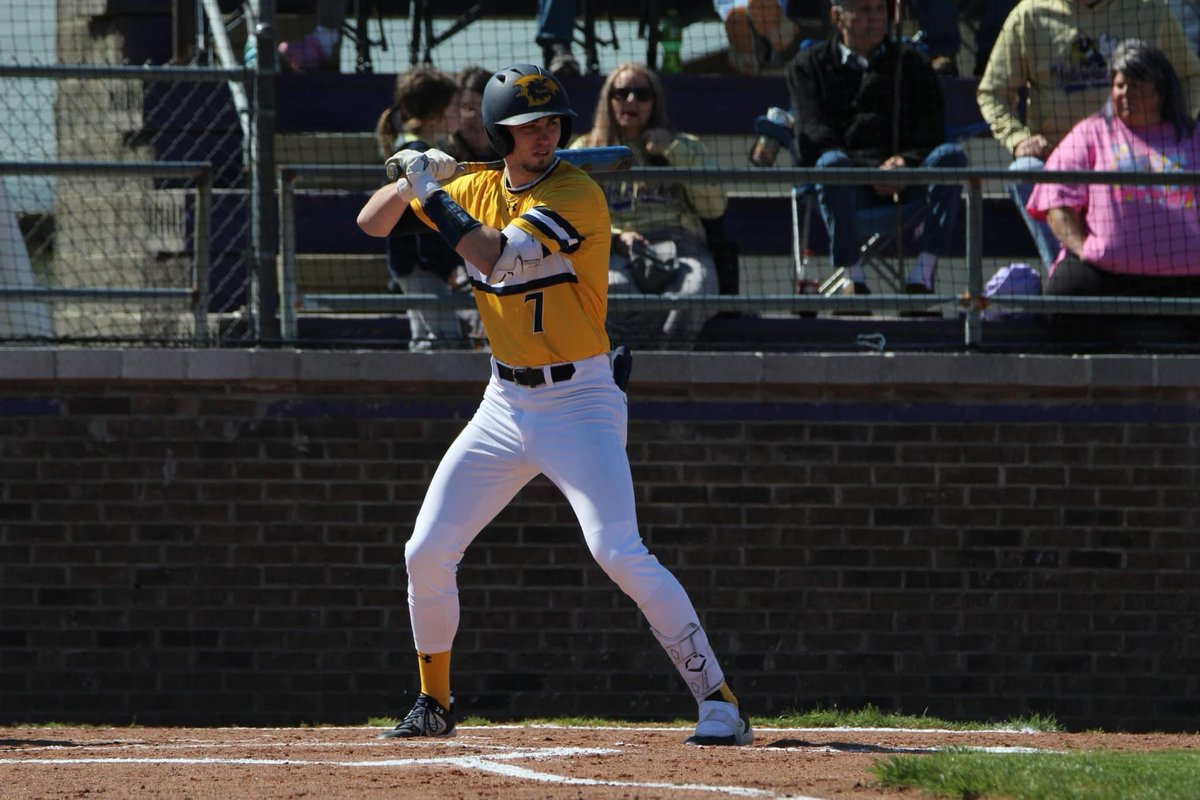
[386, 145, 632, 181]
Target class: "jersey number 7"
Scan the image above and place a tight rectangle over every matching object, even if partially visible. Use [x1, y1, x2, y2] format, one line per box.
[525, 291, 545, 333]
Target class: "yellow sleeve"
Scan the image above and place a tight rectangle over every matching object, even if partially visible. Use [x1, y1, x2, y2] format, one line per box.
[977, 9, 1032, 154]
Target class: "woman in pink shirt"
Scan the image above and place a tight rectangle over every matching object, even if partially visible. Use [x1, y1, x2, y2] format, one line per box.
[1027, 39, 1200, 296]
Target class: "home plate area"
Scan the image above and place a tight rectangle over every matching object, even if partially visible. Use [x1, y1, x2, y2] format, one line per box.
[1, 724, 1187, 799]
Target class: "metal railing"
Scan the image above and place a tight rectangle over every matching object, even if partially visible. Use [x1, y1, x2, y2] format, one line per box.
[0, 160, 214, 344]
[278, 163, 1200, 347]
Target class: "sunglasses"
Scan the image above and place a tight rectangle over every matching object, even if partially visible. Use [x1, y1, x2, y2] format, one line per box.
[609, 86, 654, 102]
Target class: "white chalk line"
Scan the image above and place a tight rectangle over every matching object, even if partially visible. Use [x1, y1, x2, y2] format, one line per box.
[2, 746, 787, 798]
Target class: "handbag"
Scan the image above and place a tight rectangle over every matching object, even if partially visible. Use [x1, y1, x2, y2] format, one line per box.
[628, 240, 682, 294]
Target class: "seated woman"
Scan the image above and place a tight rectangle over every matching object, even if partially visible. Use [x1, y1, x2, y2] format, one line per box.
[374, 66, 468, 349]
[1027, 40, 1200, 297]
[572, 62, 724, 348]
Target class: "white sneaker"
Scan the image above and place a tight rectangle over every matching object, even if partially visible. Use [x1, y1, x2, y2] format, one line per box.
[684, 700, 753, 746]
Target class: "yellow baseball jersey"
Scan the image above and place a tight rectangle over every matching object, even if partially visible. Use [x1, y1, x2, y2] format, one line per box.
[411, 160, 612, 367]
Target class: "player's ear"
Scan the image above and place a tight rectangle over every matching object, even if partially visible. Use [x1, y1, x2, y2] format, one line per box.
[557, 114, 572, 148]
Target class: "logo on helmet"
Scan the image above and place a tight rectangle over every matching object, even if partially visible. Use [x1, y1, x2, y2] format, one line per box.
[513, 74, 559, 108]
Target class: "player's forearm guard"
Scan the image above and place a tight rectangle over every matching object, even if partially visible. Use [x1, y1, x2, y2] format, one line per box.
[423, 189, 482, 250]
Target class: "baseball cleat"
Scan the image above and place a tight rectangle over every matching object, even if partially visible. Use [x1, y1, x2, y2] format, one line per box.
[378, 693, 457, 739]
[684, 700, 753, 746]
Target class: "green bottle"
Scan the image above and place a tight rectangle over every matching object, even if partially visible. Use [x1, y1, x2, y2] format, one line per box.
[660, 9, 683, 74]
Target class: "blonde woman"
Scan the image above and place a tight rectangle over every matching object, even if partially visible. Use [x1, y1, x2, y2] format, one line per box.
[573, 63, 725, 347]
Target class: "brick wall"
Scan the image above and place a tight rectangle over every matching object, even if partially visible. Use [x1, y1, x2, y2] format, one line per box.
[1, 350, 1198, 731]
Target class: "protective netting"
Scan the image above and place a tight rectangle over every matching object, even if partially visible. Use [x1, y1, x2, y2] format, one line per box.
[3, 1, 1200, 351]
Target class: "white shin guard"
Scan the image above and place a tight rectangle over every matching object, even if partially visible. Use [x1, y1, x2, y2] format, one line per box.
[652, 622, 726, 702]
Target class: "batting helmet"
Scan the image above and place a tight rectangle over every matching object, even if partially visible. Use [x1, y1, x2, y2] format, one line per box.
[481, 63, 577, 157]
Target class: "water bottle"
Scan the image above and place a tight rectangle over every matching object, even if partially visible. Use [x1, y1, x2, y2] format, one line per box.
[660, 9, 683, 74]
[750, 106, 794, 167]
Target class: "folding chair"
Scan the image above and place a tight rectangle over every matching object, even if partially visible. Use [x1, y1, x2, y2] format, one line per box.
[790, 184, 924, 295]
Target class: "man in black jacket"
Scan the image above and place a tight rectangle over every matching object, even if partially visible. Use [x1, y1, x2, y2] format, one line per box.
[786, 0, 966, 294]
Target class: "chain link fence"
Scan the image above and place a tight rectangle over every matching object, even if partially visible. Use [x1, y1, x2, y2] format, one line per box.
[2, 2, 1199, 350]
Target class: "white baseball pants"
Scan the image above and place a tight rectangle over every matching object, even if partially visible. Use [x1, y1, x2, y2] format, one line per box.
[403, 353, 725, 697]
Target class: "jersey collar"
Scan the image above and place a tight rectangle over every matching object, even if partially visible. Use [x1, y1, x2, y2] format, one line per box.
[504, 157, 562, 194]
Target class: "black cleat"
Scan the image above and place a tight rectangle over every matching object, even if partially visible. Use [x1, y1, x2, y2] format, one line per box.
[377, 693, 457, 739]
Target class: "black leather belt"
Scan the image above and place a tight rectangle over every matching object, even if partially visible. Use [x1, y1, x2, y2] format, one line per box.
[496, 363, 576, 387]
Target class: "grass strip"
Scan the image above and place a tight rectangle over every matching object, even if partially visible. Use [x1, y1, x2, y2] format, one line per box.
[875, 749, 1200, 800]
[767, 705, 1061, 732]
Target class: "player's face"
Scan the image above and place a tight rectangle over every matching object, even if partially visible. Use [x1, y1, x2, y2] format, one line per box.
[608, 69, 654, 139]
[834, 0, 888, 57]
[1111, 71, 1162, 127]
[506, 115, 562, 179]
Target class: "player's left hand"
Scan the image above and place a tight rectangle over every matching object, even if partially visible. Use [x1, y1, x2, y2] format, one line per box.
[384, 149, 420, 181]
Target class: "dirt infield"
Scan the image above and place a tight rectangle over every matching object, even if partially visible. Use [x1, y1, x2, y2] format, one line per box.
[3, 724, 1197, 799]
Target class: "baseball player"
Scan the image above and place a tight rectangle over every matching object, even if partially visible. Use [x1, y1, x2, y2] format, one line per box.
[356, 63, 752, 746]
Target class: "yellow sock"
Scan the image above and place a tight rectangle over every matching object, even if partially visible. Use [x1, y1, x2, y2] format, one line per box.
[417, 651, 451, 709]
[706, 681, 738, 706]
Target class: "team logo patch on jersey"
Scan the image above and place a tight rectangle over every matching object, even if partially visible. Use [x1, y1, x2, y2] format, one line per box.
[514, 74, 559, 108]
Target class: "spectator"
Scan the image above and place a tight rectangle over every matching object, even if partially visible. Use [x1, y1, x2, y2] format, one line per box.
[537, 0, 581, 78]
[445, 66, 496, 162]
[1027, 39, 1200, 296]
[374, 66, 467, 350]
[977, 0, 1200, 270]
[787, 0, 967, 296]
[714, 0, 799, 74]
[573, 63, 725, 348]
[277, 0, 343, 72]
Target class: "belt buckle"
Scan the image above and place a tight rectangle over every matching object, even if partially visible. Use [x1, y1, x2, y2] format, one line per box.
[511, 367, 543, 387]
